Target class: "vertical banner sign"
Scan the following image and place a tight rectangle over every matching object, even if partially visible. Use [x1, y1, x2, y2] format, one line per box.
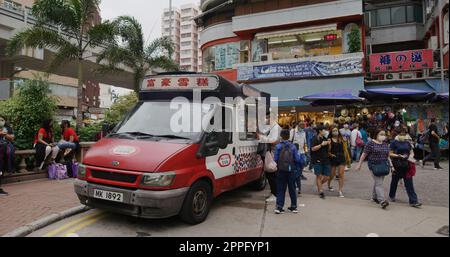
[369, 49, 433, 73]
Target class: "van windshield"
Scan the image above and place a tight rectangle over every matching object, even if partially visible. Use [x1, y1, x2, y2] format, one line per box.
[111, 101, 215, 142]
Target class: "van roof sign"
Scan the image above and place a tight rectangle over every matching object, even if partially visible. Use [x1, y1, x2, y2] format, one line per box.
[141, 74, 220, 91]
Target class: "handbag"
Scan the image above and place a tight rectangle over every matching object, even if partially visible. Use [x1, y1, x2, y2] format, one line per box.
[392, 158, 409, 176]
[356, 134, 365, 147]
[264, 151, 277, 173]
[370, 161, 390, 177]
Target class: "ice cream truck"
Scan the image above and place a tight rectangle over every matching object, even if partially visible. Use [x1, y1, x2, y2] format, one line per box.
[74, 72, 271, 224]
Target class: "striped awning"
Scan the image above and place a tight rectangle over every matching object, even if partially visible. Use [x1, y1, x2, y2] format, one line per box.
[255, 24, 337, 40]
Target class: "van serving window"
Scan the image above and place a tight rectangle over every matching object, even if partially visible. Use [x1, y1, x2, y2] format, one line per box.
[141, 74, 220, 91]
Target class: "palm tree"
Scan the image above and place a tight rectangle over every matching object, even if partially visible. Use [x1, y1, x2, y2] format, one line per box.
[6, 0, 115, 129]
[96, 16, 178, 93]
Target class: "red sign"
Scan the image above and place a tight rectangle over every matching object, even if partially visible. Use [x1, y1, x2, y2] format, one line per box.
[141, 75, 220, 91]
[323, 34, 337, 41]
[370, 49, 433, 73]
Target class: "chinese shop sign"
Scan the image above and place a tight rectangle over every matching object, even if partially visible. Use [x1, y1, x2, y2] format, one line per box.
[369, 49, 433, 73]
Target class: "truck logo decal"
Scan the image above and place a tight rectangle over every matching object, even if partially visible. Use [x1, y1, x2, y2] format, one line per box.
[218, 154, 231, 167]
[111, 146, 137, 155]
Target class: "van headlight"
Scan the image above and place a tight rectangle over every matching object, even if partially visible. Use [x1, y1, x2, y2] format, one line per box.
[141, 172, 176, 187]
[78, 164, 86, 179]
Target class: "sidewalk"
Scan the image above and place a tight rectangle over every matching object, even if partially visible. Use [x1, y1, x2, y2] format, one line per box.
[0, 178, 80, 236]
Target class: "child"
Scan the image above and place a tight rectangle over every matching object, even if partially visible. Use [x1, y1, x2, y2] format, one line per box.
[273, 129, 304, 214]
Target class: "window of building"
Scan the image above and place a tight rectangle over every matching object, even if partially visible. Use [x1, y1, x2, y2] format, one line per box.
[181, 50, 191, 55]
[181, 58, 191, 63]
[181, 41, 191, 47]
[376, 8, 391, 26]
[370, 4, 423, 27]
[262, 29, 344, 61]
[181, 25, 191, 30]
[391, 6, 406, 24]
[181, 33, 191, 38]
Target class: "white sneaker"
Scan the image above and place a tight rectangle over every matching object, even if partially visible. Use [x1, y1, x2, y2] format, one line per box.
[328, 186, 335, 192]
[338, 191, 345, 198]
[266, 195, 276, 202]
[344, 167, 350, 171]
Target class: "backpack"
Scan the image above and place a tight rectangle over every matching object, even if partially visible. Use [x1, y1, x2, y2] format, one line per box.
[277, 143, 295, 172]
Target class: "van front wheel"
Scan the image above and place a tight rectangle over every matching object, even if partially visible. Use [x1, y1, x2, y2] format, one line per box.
[179, 180, 212, 225]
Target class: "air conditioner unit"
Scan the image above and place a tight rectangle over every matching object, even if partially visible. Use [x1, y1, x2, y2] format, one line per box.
[384, 73, 400, 80]
[401, 72, 416, 79]
[426, 6, 432, 15]
[260, 53, 272, 62]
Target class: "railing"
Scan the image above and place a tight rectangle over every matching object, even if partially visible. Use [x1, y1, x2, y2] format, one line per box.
[3, 142, 95, 177]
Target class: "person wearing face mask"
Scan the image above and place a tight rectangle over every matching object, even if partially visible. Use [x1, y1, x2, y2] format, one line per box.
[339, 123, 352, 171]
[258, 111, 282, 203]
[311, 126, 331, 199]
[356, 129, 390, 209]
[304, 122, 316, 171]
[350, 123, 363, 162]
[327, 127, 348, 197]
[0, 115, 15, 196]
[290, 122, 308, 183]
[34, 119, 60, 170]
[389, 128, 422, 208]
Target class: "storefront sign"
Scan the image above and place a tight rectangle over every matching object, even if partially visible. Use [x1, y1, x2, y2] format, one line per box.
[237, 53, 363, 81]
[369, 49, 433, 73]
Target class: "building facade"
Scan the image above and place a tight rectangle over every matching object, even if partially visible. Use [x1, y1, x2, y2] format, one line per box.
[0, 0, 102, 122]
[364, 0, 448, 91]
[197, 0, 365, 123]
[162, 3, 201, 72]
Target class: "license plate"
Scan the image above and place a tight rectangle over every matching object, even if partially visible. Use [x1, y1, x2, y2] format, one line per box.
[93, 189, 123, 203]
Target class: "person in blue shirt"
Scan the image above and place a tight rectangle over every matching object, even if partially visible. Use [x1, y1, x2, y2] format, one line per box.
[360, 123, 369, 145]
[389, 128, 422, 208]
[273, 129, 305, 214]
[304, 122, 316, 170]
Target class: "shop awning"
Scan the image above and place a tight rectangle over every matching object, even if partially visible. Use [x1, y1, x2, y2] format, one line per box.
[359, 88, 436, 103]
[255, 24, 337, 40]
[299, 89, 365, 106]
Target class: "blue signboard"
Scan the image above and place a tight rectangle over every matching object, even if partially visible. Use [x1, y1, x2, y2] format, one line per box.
[237, 56, 363, 81]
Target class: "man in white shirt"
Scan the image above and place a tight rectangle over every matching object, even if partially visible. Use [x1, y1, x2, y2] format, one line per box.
[257, 111, 281, 202]
[350, 123, 363, 162]
[290, 122, 308, 182]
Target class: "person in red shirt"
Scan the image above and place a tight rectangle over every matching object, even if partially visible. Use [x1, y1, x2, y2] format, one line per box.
[58, 120, 79, 158]
[34, 119, 59, 170]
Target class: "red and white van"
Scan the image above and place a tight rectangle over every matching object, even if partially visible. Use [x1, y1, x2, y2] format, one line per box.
[74, 73, 270, 224]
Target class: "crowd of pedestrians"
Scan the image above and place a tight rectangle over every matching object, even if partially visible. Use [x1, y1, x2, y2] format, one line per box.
[259, 112, 447, 214]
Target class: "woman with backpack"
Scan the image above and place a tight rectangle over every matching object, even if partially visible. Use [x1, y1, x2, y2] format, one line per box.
[34, 119, 60, 170]
[389, 128, 422, 208]
[356, 129, 390, 209]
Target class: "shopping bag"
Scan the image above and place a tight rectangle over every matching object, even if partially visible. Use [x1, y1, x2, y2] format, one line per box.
[264, 151, 277, 173]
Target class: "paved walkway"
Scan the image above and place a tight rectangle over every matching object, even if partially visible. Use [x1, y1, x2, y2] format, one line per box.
[1, 161, 448, 236]
[0, 178, 79, 236]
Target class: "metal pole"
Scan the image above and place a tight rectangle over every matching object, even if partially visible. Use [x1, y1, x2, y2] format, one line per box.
[438, 1, 445, 93]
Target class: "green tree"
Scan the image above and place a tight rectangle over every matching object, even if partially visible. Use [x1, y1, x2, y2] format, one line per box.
[6, 0, 115, 130]
[97, 16, 178, 93]
[0, 77, 57, 149]
[347, 27, 361, 53]
[104, 92, 138, 124]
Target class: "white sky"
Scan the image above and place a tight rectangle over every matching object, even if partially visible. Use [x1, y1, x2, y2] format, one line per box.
[99, 0, 200, 43]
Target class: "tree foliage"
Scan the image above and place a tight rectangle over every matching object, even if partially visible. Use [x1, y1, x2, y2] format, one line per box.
[6, 0, 116, 129]
[0, 77, 57, 149]
[97, 16, 178, 92]
[347, 27, 361, 53]
[104, 92, 138, 125]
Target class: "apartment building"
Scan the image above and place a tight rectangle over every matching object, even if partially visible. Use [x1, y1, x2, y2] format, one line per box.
[161, 7, 181, 64]
[0, 0, 102, 121]
[162, 3, 201, 72]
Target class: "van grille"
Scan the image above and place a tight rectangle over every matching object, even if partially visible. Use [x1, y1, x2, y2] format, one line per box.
[91, 170, 138, 183]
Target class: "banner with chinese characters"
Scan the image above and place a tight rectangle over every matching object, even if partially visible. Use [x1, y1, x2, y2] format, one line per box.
[369, 49, 433, 73]
[237, 53, 363, 81]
